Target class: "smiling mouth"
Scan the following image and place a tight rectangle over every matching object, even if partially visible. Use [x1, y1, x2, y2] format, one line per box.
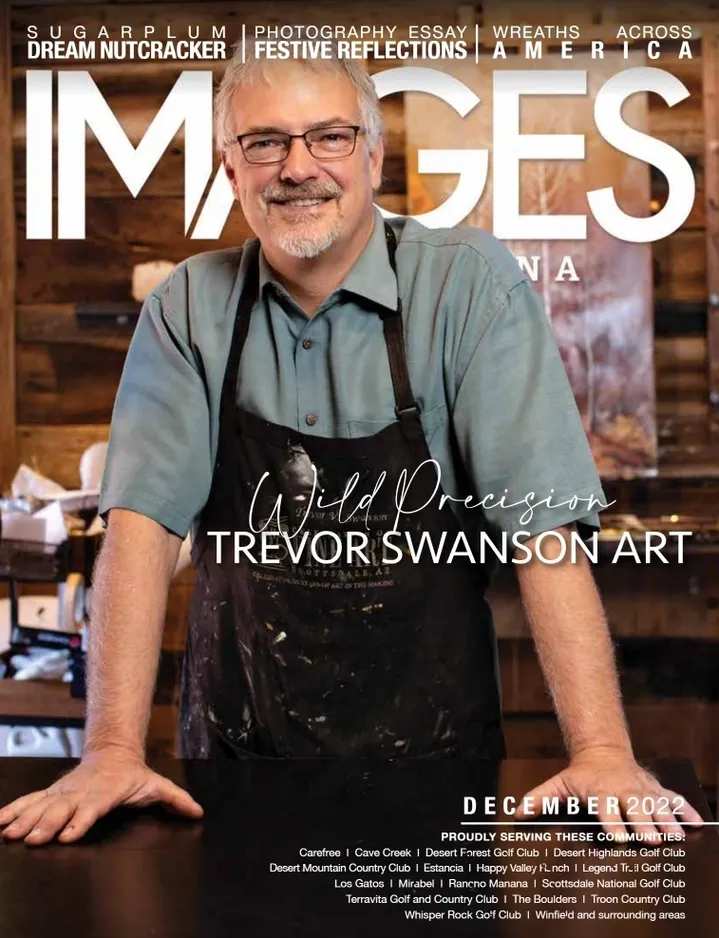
[271, 197, 334, 207]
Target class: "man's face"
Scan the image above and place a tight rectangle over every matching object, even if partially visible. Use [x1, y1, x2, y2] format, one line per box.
[221, 64, 383, 259]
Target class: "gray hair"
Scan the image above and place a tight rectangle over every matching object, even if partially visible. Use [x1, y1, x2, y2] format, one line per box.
[214, 39, 384, 155]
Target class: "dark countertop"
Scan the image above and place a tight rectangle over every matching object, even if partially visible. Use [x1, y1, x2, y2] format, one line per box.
[0, 758, 717, 937]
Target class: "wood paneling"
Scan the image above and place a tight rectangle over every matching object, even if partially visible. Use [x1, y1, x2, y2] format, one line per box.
[0, 678, 84, 721]
[491, 553, 719, 641]
[164, 567, 194, 654]
[15, 198, 252, 303]
[648, 53, 705, 158]
[17, 341, 128, 423]
[504, 702, 719, 787]
[17, 303, 133, 348]
[17, 423, 109, 488]
[654, 229, 708, 304]
[1, 1, 17, 489]
[655, 336, 708, 438]
[624, 701, 718, 789]
[499, 637, 719, 712]
[703, 28, 719, 408]
[146, 702, 179, 757]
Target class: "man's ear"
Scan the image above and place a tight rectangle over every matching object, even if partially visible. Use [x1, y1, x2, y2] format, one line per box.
[221, 150, 239, 199]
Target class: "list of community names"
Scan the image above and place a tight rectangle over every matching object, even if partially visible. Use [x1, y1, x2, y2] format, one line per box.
[268, 832, 689, 923]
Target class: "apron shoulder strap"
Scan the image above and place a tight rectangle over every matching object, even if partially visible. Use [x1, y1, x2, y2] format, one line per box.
[221, 243, 260, 412]
[381, 224, 422, 425]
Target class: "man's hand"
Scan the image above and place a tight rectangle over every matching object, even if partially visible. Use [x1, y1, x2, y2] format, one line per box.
[0, 746, 203, 846]
[0, 508, 200, 848]
[515, 746, 705, 838]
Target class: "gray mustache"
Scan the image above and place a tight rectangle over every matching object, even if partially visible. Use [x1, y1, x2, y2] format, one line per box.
[263, 183, 342, 203]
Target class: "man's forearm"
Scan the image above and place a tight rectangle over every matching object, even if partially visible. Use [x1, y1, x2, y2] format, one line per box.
[84, 508, 181, 758]
[515, 527, 632, 758]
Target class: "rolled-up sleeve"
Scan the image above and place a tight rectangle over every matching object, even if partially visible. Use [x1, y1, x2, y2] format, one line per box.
[98, 269, 213, 538]
[451, 278, 607, 540]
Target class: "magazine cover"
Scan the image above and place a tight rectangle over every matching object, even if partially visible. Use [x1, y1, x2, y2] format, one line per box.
[0, 0, 717, 934]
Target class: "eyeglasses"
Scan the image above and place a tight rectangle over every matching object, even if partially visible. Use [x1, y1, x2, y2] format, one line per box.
[236, 125, 363, 164]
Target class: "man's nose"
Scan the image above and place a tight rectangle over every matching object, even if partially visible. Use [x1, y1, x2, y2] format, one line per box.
[279, 136, 319, 183]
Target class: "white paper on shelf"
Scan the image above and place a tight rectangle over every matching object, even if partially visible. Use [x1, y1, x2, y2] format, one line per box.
[11, 464, 66, 501]
[0, 595, 61, 653]
[33, 501, 68, 546]
[51, 489, 101, 513]
[0, 511, 47, 543]
[3, 443, 107, 542]
[11, 649, 70, 681]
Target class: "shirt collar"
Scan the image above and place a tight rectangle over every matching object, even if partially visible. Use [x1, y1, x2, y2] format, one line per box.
[257, 207, 399, 313]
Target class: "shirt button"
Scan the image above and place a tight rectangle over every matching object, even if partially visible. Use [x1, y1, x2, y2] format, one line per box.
[305, 413, 318, 427]
[302, 339, 313, 350]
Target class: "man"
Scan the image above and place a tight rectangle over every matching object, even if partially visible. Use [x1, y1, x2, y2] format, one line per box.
[0, 47, 702, 846]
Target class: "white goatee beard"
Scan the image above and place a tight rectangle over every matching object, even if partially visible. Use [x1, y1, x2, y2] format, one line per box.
[275, 221, 343, 259]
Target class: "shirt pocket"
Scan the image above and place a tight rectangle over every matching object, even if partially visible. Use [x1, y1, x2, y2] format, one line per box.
[348, 403, 448, 445]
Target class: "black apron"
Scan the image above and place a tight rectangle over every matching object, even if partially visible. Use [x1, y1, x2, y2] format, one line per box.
[179, 225, 505, 760]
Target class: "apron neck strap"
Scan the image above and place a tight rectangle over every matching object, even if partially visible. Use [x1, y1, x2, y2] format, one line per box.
[221, 242, 259, 413]
[381, 224, 422, 424]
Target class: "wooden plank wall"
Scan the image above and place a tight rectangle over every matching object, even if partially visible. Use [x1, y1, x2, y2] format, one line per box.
[490, 555, 719, 787]
[704, 26, 719, 419]
[0, 0, 16, 488]
[3, 1, 719, 782]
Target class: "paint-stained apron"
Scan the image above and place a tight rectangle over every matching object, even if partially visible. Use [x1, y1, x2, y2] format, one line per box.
[179, 225, 505, 759]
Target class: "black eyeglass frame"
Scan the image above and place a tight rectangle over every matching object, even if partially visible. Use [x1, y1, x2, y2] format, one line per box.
[235, 125, 363, 164]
